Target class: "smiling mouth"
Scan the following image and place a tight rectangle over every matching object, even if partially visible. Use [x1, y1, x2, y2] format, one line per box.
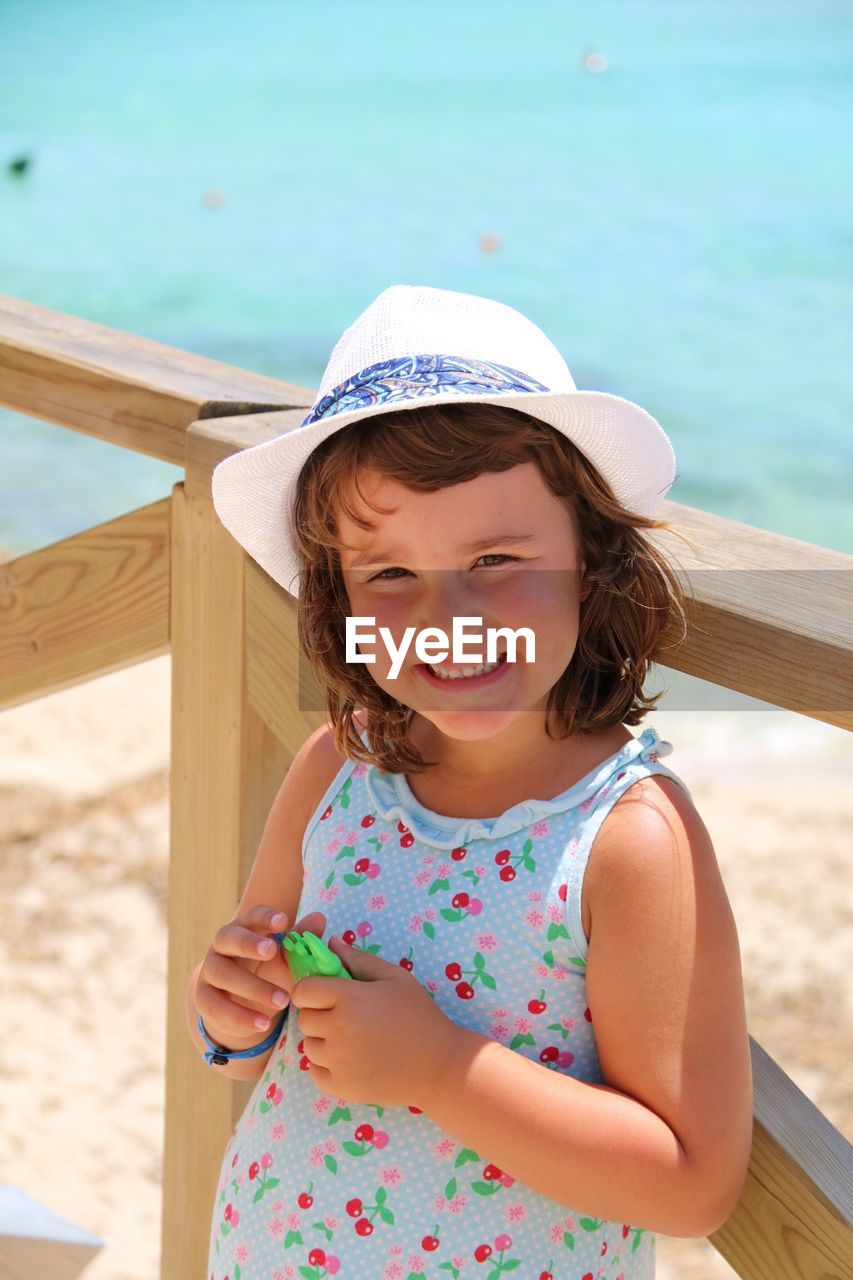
[416, 652, 510, 683]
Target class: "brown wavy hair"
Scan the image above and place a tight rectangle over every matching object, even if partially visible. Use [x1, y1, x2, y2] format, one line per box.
[290, 400, 699, 773]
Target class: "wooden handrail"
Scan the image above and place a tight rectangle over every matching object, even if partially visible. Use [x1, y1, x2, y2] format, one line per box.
[711, 1039, 853, 1278]
[0, 500, 170, 712]
[0, 292, 313, 464]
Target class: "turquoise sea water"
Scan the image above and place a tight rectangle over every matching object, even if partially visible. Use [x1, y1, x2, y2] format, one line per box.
[1, 0, 851, 556]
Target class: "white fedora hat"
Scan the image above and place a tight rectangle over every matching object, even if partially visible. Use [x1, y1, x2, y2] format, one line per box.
[211, 283, 677, 598]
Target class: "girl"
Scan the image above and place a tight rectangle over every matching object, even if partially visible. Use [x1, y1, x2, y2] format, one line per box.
[192, 284, 754, 1279]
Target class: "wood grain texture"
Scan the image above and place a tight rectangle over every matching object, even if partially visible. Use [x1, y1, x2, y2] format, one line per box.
[0, 293, 313, 463]
[647, 501, 852, 729]
[245, 555, 328, 745]
[184, 408, 308, 499]
[0, 499, 170, 711]
[710, 1039, 853, 1279]
[160, 483, 322, 1280]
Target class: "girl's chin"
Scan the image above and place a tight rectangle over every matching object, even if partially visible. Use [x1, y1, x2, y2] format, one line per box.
[401, 701, 546, 739]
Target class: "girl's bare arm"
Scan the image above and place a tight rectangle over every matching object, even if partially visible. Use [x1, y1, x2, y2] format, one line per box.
[185, 722, 342, 1081]
[417, 776, 754, 1238]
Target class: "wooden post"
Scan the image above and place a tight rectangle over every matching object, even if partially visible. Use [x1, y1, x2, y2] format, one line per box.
[161, 484, 285, 1277]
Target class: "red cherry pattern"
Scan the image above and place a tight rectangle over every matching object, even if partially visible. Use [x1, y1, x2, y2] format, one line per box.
[493, 836, 536, 882]
[343, 1186, 394, 1236]
[443, 950, 497, 999]
[473, 1233, 519, 1269]
[216, 757, 654, 1274]
[260, 1079, 282, 1114]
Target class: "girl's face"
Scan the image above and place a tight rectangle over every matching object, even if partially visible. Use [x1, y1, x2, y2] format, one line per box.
[336, 462, 588, 744]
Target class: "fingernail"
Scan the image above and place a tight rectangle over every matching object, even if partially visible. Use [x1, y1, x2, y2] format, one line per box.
[271, 912, 286, 926]
[271, 990, 287, 1007]
[254, 1015, 270, 1030]
[258, 940, 275, 958]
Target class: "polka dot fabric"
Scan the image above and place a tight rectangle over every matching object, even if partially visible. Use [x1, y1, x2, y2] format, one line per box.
[207, 724, 693, 1280]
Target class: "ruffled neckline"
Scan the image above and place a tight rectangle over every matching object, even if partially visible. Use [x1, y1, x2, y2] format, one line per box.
[362, 725, 671, 849]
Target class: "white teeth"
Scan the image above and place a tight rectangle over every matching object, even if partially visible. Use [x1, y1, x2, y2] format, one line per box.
[430, 657, 503, 680]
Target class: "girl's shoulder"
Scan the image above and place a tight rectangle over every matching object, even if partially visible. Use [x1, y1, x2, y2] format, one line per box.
[300, 710, 370, 807]
[584, 770, 711, 926]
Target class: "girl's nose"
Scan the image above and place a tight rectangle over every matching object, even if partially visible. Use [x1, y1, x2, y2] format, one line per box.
[411, 570, 488, 638]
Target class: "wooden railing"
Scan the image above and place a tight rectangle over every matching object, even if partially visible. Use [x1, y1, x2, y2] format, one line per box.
[1, 293, 851, 1280]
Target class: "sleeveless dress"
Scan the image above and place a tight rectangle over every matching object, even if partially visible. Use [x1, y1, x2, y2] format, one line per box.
[207, 723, 694, 1280]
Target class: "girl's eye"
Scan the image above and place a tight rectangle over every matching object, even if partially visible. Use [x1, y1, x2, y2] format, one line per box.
[479, 554, 516, 567]
[368, 554, 517, 582]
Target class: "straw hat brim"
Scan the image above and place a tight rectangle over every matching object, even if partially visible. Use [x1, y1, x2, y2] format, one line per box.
[211, 387, 676, 598]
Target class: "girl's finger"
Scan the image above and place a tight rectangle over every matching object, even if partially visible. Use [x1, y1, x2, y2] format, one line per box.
[196, 980, 282, 1040]
[203, 951, 289, 1013]
[294, 1007, 326, 1037]
[292, 909, 327, 937]
[240, 903, 290, 934]
[301, 1035, 329, 1067]
[212, 920, 281, 962]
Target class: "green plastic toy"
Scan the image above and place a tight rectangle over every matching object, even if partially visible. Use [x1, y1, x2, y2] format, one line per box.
[278, 930, 353, 982]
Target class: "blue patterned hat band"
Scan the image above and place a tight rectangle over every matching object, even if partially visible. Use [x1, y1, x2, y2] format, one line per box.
[300, 354, 552, 427]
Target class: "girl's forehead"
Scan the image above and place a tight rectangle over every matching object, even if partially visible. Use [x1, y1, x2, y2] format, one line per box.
[337, 461, 555, 523]
[334, 464, 580, 561]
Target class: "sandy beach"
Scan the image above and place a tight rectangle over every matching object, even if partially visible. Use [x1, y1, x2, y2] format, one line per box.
[1, 652, 850, 1280]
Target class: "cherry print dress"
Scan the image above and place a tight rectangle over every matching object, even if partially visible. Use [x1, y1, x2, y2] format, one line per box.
[207, 724, 693, 1280]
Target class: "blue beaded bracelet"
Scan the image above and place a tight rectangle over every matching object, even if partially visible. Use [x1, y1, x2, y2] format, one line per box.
[197, 1008, 287, 1067]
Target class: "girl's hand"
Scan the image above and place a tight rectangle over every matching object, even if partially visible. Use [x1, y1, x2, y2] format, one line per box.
[197, 905, 327, 1043]
[290, 936, 460, 1109]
